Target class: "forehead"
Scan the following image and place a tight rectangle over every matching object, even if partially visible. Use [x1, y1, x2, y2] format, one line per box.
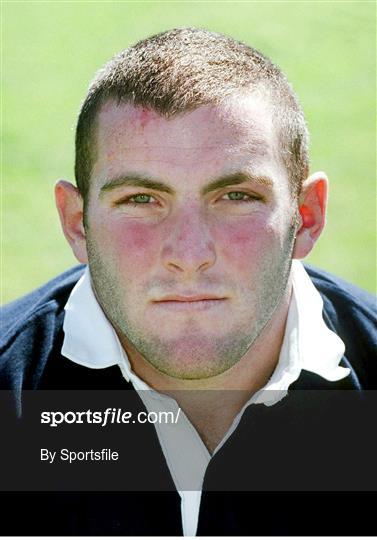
[91, 94, 282, 187]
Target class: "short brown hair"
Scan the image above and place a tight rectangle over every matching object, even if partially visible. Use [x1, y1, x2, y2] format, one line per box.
[75, 27, 309, 203]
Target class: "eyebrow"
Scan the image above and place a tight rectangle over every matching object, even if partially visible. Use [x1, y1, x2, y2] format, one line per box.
[201, 172, 273, 195]
[100, 175, 174, 196]
[99, 171, 273, 198]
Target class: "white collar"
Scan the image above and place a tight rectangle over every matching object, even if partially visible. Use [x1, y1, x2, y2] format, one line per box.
[62, 260, 349, 387]
[62, 261, 350, 538]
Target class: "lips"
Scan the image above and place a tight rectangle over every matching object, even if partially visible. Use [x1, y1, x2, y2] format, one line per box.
[152, 293, 227, 311]
[156, 294, 226, 302]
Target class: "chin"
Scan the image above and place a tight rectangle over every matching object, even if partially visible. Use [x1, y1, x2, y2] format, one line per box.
[152, 357, 234, 380]
[138, 333, 253, 380]
[119, 311, 261, 381]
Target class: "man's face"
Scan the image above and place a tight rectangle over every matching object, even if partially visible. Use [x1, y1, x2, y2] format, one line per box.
[85, 94, 298, 379]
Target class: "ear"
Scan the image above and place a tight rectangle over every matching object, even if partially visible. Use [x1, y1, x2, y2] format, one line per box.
[293, 172, 328, 260]
[55, 180, 88, 263]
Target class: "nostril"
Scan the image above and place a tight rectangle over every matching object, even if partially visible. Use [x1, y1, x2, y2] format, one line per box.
[167, 261, 184, 273]
[161, 242, 217, 275]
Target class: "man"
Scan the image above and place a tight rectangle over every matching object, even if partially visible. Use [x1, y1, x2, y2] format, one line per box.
[1, 28, 376, 535]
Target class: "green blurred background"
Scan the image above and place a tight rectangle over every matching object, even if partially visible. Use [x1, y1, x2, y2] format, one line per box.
[2, 1, 376, 303]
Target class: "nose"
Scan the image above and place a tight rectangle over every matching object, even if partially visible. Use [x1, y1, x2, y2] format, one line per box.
[161, 208, 216, 276]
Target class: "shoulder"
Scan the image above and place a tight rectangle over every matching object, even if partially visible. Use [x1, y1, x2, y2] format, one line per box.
[304, 264, 376, 317]
[304, 264, 377, 387]
[1, 265, 86, 339]
[0, 266, 85, 387]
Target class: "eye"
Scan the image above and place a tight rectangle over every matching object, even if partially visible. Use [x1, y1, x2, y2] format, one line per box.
[113, 192, 164, 217]
[115, 193, 157, 206]
[222, 191, 258, 202]
[129, 193, 154, 204]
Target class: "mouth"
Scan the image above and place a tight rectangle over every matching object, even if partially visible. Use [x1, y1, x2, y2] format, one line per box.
[152, 294, 228, 311]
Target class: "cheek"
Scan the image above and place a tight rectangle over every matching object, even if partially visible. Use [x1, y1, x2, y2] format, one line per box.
[214, 218, 279, 271]
[95, 219, 160, 269]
